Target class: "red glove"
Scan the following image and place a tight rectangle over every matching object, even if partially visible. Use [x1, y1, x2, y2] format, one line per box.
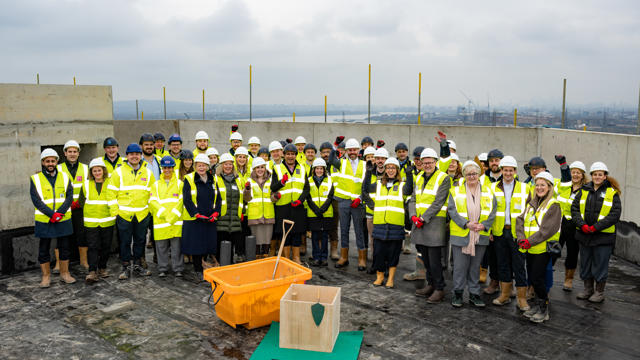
[50, 212, 64, 223]
[376, 140, 385, 149]
[209, 212, 220, 222]
[245, 181, 251, 190]
[71, 201, 81, 210]
[291, 200, 302, 207]
[581, 224, 591, 234]
[286, 138, 293, 144]
[241, 213, 245, 222]
[195, 214, 209, 221]
[350, 198, 361, 208]
[334, 136, 345, 146]
[589, 225, 596, 233]
[281, 173, 288, 185]
[411, 215, 424, 228]
[518, 239, 531, 250]
[231, 124, 239, 132]
[274, 192, 282, 200]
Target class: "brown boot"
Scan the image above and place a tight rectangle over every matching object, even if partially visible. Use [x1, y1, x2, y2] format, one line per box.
[78, 246, 89, 270]
[484, 279, 499, 295]
[357, 250, 367, 271]
[98, 269, 110, 278]
[59, 260, 76, 284]
[526, 285, 535, 300]
[334, 248, 349, 268]
[577, 279, 594, 300]
[40, 262, 51, 288]
[53, 249, 60, 274]
[283, 246, 291, 259]
[385, 267, 397, 288]
[292, 246, 301, 264]
[416, 284, 435, 297]
[516, 286, 530, 311]
[269, 240, 278, 256]
[478, 267, 488, 283]
[300, 235, 307, 256]
[563, 268, 576, 291]
[85, 271, 99, 283]
[427, 290, 445, 304]
[588, 281, 606, 303]
[492, 282, 512, 305]
[373, 272, 385, 286]
[330, 241, 339, 261]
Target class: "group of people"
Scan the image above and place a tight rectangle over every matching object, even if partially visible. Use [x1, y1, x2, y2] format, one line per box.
[31, 126, 621, 323]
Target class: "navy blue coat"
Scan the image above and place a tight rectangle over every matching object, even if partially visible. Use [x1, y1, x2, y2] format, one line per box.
[181, 173, 221, 255]
[30, 168, 74, 239]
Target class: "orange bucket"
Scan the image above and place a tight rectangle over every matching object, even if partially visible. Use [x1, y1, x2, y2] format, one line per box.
[204, 257, 312, 329]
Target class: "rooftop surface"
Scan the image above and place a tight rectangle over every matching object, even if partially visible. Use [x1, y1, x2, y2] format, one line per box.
[2, 236, 639, 360]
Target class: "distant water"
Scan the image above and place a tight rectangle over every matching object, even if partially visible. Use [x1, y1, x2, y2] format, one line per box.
[226, 113, 370, 123]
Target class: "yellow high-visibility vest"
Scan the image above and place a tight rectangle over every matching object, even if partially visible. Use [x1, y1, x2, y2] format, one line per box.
[182, 172, 220, 221]
[82, 178, 116, 227]
[491, 181, 529, 237]
[273, 163, 306, 206]
[579, 187, 617, 234]
[449, 179, 494, 237]
[215, 175, 244, 218]
[373, 180, 406, 226]
[556, 180, 575, 219]
[307, 175, 333, 218]
[149, 175, 183, 240]
[103, 155, 123, 177]
[520, 199, 561, 254]
[414, 169, 451, 218]
[247, 178, 275, 220]
[57, 162, 88, 201]
[106, 162, 153, 222]
[334, 158, 365, 200]
[31, 171, 72, 223]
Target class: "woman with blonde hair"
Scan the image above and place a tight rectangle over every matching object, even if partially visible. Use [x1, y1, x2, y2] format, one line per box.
[243, 157, 276, 258]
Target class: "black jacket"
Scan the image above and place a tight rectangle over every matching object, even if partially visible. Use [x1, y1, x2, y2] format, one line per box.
[571, 180, 621, 246]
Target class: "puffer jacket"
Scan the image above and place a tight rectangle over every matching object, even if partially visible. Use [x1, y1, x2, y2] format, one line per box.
[571, 180, 621, 246]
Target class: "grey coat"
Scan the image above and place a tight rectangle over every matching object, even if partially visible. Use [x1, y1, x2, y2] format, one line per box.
[447, 192, 497, 247]
[408, 170, 451, 247]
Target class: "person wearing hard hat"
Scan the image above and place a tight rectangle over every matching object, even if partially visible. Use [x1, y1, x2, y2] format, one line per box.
[294, 136, 307, 164]
[361, 157, 414, 288]
[327, 138, 367, 270]
[305, 158, 335, 267]
[82, 158, 115, 283]
[229, 132, 243, 155]
[571, 162, 621, 304]
[394, 142, 410, 181]
[478, 149, 503, 294]
[247, 136, 261, 158]
[153, 133, 170, 158]
[448, 161, 497, 308]
[243, 157, 276, 259]
[182, 154, 221, 280]
[234, 146, 251, 182]
[31, 148, 76, 287]
[516, 171, 562, 323]
[107, 143, 154, 280]
[102, 137, 123, 176]
[149, 156, 184, 277]
[319, 141, 340, 260]
[447, 140, 457, 154]
[408, 148, 452, 303]
[257, 146, 269, 162]
[177, 150, 194, 180]
[270, 144, 310, 264]
[359, 136, 374, 159]
[555, 160, 588, 291]
[268, 140, 284, 170]
[193, 131, 211, 157]
[447, 153, 463, 185]
[57, 140, 90, 271]
[364, 147, 390, 273]
[205, 147, 219, 172]
[215, 153, 246, 264]
[476, 152, 489, 174]
[167, 134, 183, 168]
[362, 146, 376, 163]
[489, 156, 531, 310]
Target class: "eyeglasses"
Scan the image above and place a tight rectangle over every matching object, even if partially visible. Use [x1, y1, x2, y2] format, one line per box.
[465, 173, 479, 177]
[422, 161, 437, 165]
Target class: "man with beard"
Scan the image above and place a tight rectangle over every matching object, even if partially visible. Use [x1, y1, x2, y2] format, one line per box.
[319, 141, 340, 260]
[167, 134, 183, 169]
[193, 131, 211, 157]
[140, 133, 162, 265]
[479, 149, 503, 294]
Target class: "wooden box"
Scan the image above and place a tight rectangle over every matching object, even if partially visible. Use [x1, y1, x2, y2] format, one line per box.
[279, 284, 341, 353]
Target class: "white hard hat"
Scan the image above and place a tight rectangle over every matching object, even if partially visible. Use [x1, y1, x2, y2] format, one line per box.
[205, 147, 219, 157]
[569, 161, 586, 172]
[478, 152, 488, 161]
[450, 153, 460, 161]
[462, 160, 480, 173]
[294, 136, 307, 144]
[345, 138, 360, 149]
[447, 140, 457, 150]
[219, 153, 234, 163]
[312, 158, 327, 168]
[194, 154, 210, 165]
[535, 171, 555, 184]
[499, 155, 518, 168]
[589, 161, 608, 174]
[384, 157, 400, 168]
[420, 148, 438, 159]
[234, 146, 249, 156]
[89, 157, 105, 169]
[374, 148, 389, 158]
[363, 146, 376, 157]
[269, 141, 283, 152]
[40, 148, 59, 160]
[195, 131, 209, 141]
[229, 132, 243, 142]
[63, 140, 80, 151]
[251, 157, 267, 170]
[248, 136, 261, 145]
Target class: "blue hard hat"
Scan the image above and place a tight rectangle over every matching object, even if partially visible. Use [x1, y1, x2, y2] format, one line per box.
[103, 137, 118, 148]
[125, 143, 142, 154]
[160, 156, 176, 167]
[168, 133, 182, 144]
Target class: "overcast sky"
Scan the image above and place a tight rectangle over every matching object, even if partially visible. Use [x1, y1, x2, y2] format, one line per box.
[2, 0, 639, 108]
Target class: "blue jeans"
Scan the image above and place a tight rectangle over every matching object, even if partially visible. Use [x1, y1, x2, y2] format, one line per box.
[338, 198, 365, 250]
[579, 244, 613, 283]
[312, 231, 329, 262]
[117, 215, 151, 264]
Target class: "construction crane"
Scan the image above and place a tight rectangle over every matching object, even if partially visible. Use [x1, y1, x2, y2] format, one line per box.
[459, 90, 475, 124]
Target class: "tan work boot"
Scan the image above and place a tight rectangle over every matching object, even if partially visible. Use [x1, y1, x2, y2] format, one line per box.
[563, 268, 576, 291]
[516, 286, 530, 311]
[269, 240, 278, 256]
[478, 267, 488, 283]
[292, 246, 301, 264]
[403, 257, 426, 281]
[427, 290, 445, 304]
[78, 246, 89, 270]
[588, 281, 606, 303]
[85, 271, 99, 283]
[373, 272, 385, 286]
[526, 285, 535, 300]
[59, 260, 76, 284]
[334, 248, 349, 268]
[330, 241, 339, 261]
[385, 267, 397, 288]
[40, 262, 51, 288]
[98, 269, 110, 278]
[357, 250, 367, 271]
[283, 246, 291, 259]
[300, 235, 307, 256]
[577, 278, 595, 300]
[53, 249, 61, 274]
[484, 279, 500, 295]
[492, 282, 512, 305]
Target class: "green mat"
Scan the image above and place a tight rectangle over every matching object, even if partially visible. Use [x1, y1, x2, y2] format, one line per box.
[250, 322, 363, 360]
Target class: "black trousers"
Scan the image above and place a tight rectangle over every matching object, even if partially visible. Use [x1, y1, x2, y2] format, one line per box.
[481, 240, 498, 280]
[193, 254, 203, 272]
[282, 231, 303, 246]
[526, 252, 550, 301]
[494, 230, 527, 286]
[372, 239, 402, 272]
[416, 244, 445, 290]
[556, 217, 580, 269]
[38, 237, 70, 264]
[86, 226, 114, 271]
[71, 208, 87, 247]
[216, 231, 243, 260]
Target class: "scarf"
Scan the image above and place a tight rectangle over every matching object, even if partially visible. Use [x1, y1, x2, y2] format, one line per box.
[462, 181, 481, 256]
